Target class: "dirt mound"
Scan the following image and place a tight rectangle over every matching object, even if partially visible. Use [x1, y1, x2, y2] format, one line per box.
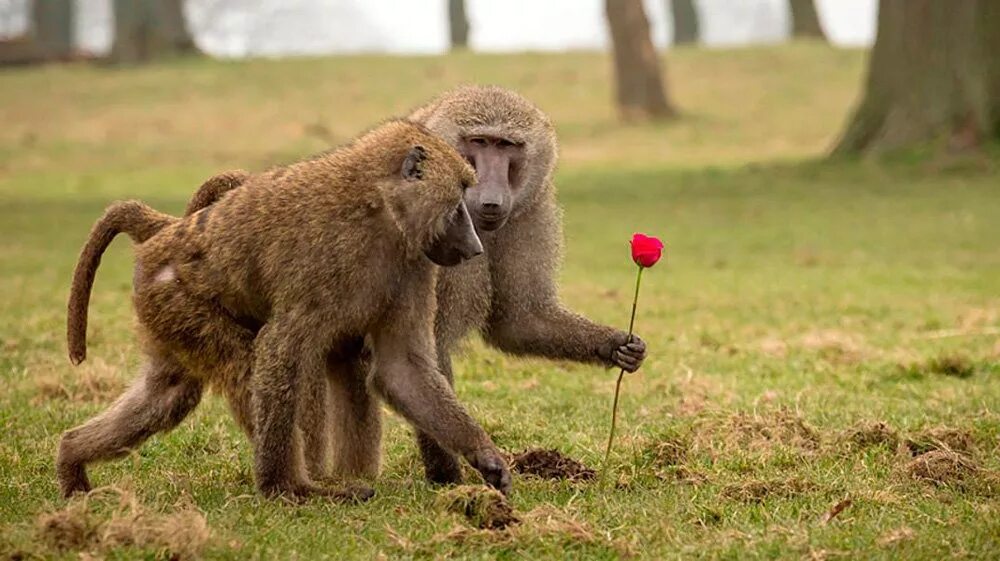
[510, 449, 596, 482]
[436, 486, 519, 530]
[722, 477, 817, 503]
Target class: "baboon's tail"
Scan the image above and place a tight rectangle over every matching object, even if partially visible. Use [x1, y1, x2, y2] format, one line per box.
[67, 201, 174, 365]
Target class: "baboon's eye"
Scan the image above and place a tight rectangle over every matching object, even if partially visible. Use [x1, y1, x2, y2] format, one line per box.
[469, 137, 488, 146]
[498, 139, 517, 148]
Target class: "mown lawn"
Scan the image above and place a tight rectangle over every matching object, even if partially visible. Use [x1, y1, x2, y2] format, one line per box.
[1, 45, 998, 560]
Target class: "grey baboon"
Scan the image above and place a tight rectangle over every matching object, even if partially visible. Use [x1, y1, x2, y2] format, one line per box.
[58, 119, 512, 500]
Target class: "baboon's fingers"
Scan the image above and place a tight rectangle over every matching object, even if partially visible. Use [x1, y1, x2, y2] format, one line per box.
[613, 350, 641, 372]
[467, 448, 512, 496]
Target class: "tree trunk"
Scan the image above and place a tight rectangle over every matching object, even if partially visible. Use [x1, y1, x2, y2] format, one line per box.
[833, 0, 1000, 154]
[669, 0, 699, 46]
[789, 0, 827, 41]
[448, 0, 469, 50]
[110, 0, 198, 64]
[605, 0, 676, 121]
[32, 0, 75, 59]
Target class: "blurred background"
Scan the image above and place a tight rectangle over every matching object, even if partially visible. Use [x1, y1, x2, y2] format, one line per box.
[1, 2, 998, 558]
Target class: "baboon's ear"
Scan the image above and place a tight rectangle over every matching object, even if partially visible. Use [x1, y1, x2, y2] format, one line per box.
[401, 145, 427, 181]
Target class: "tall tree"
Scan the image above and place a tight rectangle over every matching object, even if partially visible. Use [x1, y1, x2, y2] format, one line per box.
[32, 0, 75, 59]
[834, 0, 1000, 154]
[110, 0, 198, 64]
[0, 0, 74, 64]
[605, 0, 676, 121]
[448, 0, 469, 50]
[669, 0, 699, 46]
[789, 0, 827, 41]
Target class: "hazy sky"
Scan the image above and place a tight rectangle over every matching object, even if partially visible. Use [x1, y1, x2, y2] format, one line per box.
[2, 0, 877, 57]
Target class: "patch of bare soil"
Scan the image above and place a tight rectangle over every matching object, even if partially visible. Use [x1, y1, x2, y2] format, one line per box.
[35, 487, 210, 560]
[436, 486, 519, 530]
[509, 449, 596, 482]
[722, 477, 818, 503]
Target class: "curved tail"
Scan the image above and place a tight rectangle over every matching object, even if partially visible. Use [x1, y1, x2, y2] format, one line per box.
[67, 201, 174, 365]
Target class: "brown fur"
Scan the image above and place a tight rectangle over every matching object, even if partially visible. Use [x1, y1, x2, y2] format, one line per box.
[67, 171, 250, 366]
[360, 86, 646, 484]
[150, 87, 647, 488]
[57, 119, 510, 500]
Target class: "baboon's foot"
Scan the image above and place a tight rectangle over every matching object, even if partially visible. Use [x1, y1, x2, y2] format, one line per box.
[56, 460, 92, 498]
[467, 448, 512, 496]
[258, 480, 375, 503]
[424, 452, 464, 486]
[323, 484, 376, 504]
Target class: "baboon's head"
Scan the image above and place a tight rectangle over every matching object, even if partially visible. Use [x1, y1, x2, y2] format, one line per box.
[374, 121, 482, 267]
[410, 86, 557, 233]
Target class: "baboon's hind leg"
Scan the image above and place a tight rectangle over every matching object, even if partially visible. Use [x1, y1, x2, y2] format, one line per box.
[56, 354, 202, 498]
[327, 352, 382, 480]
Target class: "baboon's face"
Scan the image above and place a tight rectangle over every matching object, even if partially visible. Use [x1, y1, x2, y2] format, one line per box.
[392, 144, 482, 267]
[458, 135, 526, 232]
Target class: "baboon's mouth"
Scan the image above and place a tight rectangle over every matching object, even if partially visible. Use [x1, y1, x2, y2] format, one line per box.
[474, 213, 508, 232]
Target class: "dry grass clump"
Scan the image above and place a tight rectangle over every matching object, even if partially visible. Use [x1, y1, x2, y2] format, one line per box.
[398, 504, 631, 557]
[841, 421, 900, 451]
[721, 477, 818, 503]
[35, 487, 210, 560]
[799, 329, 869, 364]
[696, 408, 821, 459]
[509, 449, 596, 482]
[899, 353, 978, 379]
[31, 357, 125, 404]
[903, 426, 976, 457]
[435, 485, 519, 530]
[903, 450, 980, 486]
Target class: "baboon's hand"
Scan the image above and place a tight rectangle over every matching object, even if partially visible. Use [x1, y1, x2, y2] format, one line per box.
[468, 448, 513, 496]
[600, 332, 647, 373]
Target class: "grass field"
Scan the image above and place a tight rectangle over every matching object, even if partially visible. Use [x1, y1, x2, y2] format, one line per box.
[1, 45, 999, 560]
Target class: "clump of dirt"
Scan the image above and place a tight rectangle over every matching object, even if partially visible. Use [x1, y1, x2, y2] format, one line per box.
[904, 449, 979, 486]
[36, 487, 210, 560]
[436, 485, 519, 530]
[904, 427, 976, 457]
[721, 477, 818, 503]
[509, 449, 596, 482]
[842, 421, 899, 450]
[900, 353, 978, 379]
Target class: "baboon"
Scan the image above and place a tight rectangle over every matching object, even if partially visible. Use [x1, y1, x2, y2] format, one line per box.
[58, 119, 512, 500]
[151, 87, 650, 487]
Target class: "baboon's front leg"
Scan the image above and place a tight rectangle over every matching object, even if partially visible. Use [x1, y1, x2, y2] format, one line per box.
[370, 338, 511, 495]
[56, 354, 202, 497]
[415, 345, 463, 486]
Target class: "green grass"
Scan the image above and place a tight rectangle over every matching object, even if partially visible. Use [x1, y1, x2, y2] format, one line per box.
[1, 45, 999, 560]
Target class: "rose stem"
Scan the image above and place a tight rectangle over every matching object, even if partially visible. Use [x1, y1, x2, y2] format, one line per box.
[604, 265, 643, 469]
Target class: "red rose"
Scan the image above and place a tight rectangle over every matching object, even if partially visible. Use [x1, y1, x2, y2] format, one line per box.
[630, 233, 664, 268]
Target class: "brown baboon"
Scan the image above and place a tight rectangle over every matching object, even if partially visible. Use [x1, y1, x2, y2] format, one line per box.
[58, 119, 512, 500]
[160, 87, 649, 487]
[347, 86, 648, 485]
[68, 170, 251, 366]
